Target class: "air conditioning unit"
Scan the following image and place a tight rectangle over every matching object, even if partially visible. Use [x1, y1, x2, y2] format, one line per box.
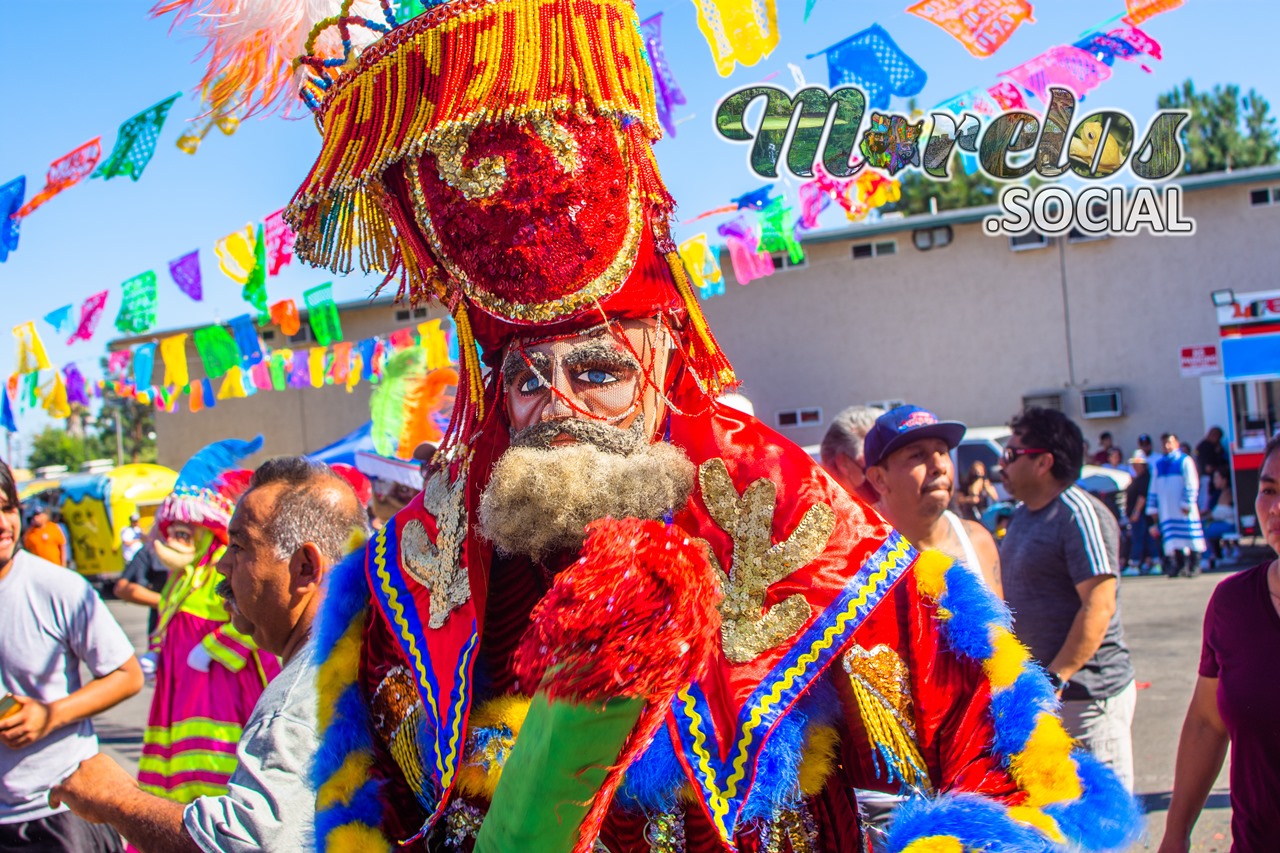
[1080, 388, 1123, 419]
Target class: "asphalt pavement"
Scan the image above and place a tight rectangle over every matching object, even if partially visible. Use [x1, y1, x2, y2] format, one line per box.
[1121, 560, 1241, 852]
[93, 599, 151, 774]
[92, 555, 1255, 851]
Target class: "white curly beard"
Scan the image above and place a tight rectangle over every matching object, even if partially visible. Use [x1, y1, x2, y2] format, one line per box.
[477, 440, 695, 563]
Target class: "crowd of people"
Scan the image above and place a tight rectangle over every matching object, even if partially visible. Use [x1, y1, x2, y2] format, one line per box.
[2, 400, 1276, 852]
[817, 405, 1279, 851]
[1088, 427, 1238, 578]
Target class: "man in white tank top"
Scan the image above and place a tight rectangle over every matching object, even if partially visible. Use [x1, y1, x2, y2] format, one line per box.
[863, 406, 1002, 597]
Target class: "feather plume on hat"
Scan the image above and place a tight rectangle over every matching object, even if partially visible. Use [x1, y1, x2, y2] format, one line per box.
[155, 435, 264, 541]
[151, 0, 387, 116]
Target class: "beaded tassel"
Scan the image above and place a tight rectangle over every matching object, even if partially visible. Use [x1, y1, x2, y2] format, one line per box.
[848, 673, 930, 792]
[437, 303, 486, 453]
[292, 0, 662, 204]
[665, 250, 737, 393]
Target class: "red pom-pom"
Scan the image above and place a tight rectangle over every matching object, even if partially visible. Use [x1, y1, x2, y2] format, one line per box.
[515, 517, 723, 853]
[330, 463, 373, 506]
[515, 517, 722, 702]
[213, 469, 253, 504]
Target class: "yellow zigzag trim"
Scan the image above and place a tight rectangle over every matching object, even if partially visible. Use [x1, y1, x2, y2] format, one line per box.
[441, 632, 477, 790]
[683, 537, 911, 839]
[677, 688, 723, 827]
[373, 527, 444, 778]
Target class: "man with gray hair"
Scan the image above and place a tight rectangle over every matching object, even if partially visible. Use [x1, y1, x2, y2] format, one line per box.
[820, 405, 884, 503]
[51, 457, 368, 853]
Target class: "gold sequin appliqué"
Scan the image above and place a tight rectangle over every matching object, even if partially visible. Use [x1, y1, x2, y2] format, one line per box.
[760, 804, 820, 853]
[426, 124, 508, 201]
[842, 643, 931, 792]
[698, 458, 836, 664]
[370, 666, 429, 800]
[401, 462, 470, 629]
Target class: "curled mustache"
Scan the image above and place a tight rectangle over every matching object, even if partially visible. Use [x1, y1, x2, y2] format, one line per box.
[510, 416, 646, 455]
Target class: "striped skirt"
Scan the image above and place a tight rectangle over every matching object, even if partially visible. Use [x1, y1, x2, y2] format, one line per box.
[138, 611, 279, 802]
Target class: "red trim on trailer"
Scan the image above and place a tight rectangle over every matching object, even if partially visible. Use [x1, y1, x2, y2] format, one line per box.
[1233, 452, 1264, 471]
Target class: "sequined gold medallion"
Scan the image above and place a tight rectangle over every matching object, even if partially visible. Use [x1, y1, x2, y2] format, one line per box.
[842, 643, 931, 791]
[370, 666, 429, 800]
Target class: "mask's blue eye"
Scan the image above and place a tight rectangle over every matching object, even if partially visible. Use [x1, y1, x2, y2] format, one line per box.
[519, 375, 547, 393]
[577, 368, 618, 385]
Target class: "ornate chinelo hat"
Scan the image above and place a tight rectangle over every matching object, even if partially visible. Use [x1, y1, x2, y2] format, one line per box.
[154, 436, 264, 542]
[278, 0, 736, 446]
[157, 0, 736, 449]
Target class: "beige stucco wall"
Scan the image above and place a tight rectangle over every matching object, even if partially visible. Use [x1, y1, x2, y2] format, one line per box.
[702, 176, 1279, 452]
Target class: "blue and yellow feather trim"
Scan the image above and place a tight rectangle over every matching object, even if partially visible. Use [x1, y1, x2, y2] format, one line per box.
[886, 551, 1142, 853]
[313, 545, 390, 853]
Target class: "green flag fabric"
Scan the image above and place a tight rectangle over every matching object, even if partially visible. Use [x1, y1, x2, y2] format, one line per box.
[474, 694, 644, 853]
[243, 223, 269, 321]
[94, 93, 181, 181]
[193, 325, 240, 379]
[114, 271, 159, 334]
[759, 197, 805, 265]
[304, 282, 343, 345]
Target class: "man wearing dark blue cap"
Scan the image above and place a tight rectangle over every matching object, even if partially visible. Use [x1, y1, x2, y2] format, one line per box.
[852, 404, 1004, 835]
[863, 405, 1002, 596]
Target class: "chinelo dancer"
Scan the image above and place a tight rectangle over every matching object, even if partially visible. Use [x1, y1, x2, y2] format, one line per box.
[158, 2, 1146, 851]
[137, 438, 280, 804]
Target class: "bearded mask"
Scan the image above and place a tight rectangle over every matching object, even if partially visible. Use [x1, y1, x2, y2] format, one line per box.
[285, 0, 735, 456]
[477, 318, 694, 562]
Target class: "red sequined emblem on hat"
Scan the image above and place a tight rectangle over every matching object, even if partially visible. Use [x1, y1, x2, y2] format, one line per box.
[411, 116, 641, 323]
[901, 411, 938, 429]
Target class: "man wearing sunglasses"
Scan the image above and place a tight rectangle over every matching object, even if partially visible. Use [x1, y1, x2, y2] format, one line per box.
[999, 407, 1136, 790]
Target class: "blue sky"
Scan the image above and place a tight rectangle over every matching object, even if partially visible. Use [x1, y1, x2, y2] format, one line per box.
[3, 0, 1277, 451]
